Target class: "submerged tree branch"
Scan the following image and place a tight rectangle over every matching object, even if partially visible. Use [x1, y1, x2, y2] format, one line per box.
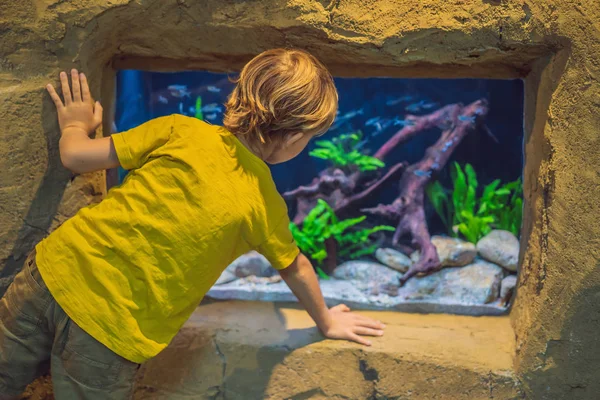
[364, 99, 489, 286]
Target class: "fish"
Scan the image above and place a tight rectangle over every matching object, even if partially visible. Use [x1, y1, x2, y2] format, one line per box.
[329, 108, 364, 131]
[392, 117, 415, 127]
[207, 85, 221, 93]
[355, 139, 369, 149]
[205, 113, 217, 120]
[413, 169, 432, 178]
[405, 100, 438, 113]
[168, 85, 191, 98]
[201, 103, 223, 113]
[189, 107, 196, 113]
[474, 107, 485, 115]
[441, 139, 454, 152]
[158, 95, 169, 104]
[372, 119, 394, 136]
[458, 115, 476, 123]
[385, 95, 413, 106]
[179, 102, 184, 114]
[365, 116, 381, 126]
[405, 100, 427, 113]
[339, 108, 364, 120]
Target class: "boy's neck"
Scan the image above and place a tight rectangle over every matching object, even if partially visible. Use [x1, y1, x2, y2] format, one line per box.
[234, 134, 271, 162]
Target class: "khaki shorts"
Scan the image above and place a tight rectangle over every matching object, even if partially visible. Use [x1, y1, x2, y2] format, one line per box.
[0, 250, 141, 399]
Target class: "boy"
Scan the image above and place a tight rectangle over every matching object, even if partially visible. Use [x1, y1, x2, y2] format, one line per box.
[0, 49, 385, 399]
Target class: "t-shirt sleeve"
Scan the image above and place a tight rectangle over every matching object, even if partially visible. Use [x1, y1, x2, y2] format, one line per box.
[111, 114, 175, 170]
[258, 214, 300, 270]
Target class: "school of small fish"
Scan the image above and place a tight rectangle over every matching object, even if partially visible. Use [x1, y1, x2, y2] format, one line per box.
[158, 84, 498, 154]
[329, 108, 364, 131]
[168, 85, 191, 98]
[405, 100, 438, 113]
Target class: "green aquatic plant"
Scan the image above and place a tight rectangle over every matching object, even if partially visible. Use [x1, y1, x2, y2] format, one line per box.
[480, 178, 523, 236]
[426, 162, 523, 243]
[309, 131, 385, 172]
[194, 96, 203, 121]
[289, 199, 395, 276]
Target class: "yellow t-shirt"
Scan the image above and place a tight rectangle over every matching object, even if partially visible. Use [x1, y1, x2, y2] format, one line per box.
[35, 114, 299, 363]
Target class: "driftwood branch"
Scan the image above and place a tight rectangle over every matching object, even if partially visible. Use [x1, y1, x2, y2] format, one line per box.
[374, 104, 462, 160]
[282, 169, 355, 199]
[364, 99, 489, 285]
[284, 98, 489, 280]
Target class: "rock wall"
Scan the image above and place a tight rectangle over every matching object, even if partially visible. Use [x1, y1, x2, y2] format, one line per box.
[1, 0, 598, 398]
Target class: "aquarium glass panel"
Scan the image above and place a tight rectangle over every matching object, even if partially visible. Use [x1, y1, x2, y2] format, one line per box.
[114, 70, 524, 316]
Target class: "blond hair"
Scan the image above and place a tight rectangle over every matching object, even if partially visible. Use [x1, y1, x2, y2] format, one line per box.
[223, 48, 338, 152]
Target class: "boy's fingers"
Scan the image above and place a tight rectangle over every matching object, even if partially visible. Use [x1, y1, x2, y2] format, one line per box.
[46, 84, 64, 109]
[331, 304, 350, 312]
[349, 333, 372, 346]
[352, 313, 378, 323]
[93, 101, 103, 126]
[59, 71, 72, 105]
[355, 317, 386, 329]
[80, 73, 91, 102]
[71, 69, 81, 102]
[353, 327, 384, 337]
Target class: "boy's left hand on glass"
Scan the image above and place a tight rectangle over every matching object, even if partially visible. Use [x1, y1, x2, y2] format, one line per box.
[46, 69, 120, 174]
[47, 69, 103, 135]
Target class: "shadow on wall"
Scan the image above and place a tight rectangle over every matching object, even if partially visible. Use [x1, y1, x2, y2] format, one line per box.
[522, 267, 600, 398]
[0, 94, 71, 297]
[133, 303, 325, 399]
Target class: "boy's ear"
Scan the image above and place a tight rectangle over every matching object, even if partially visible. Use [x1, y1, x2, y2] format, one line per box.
[285, 132, 304, 145]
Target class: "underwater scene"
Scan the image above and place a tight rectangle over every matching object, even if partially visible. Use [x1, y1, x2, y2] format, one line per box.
[114, 70, 524, 316]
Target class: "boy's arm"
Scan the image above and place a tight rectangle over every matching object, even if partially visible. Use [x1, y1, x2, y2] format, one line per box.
[279, 252, 385, 346]
[47, 69, 120, 174]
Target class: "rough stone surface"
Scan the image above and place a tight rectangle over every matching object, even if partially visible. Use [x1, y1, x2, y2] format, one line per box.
[134, 301, 521, 399]
[20, 301, 519, 399]
[375, 247, 412, 272]
[501, 275, 518, 304]
[215, 269, 237, 285]
[477, 230, 520, 271]
[410, 235, 478, 267]
[432, 235, 478, 267]
[208, 272, 508, 316]
[1, 0, 599, 397]
[398, 260, 504, 305]
[332, 260, 402, 290]
[218, 251, 276, 283]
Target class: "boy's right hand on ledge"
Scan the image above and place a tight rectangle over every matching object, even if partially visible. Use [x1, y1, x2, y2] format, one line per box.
[319, 304, 385, 346]
[278, 253, 386, 347]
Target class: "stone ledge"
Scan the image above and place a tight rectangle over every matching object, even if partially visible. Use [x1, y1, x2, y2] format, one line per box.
[133, 300, 522, 399]
[207, 279, 508, 316]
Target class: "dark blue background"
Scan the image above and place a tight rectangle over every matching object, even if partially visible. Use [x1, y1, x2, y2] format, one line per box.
[115, 70, 524, 233]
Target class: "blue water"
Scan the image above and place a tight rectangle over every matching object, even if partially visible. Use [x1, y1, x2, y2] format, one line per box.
[114, 70, 524, 234]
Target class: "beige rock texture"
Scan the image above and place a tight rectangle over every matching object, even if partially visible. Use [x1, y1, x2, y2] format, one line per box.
[20, 301, 523, 399]
[1, 0, 599, 398]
